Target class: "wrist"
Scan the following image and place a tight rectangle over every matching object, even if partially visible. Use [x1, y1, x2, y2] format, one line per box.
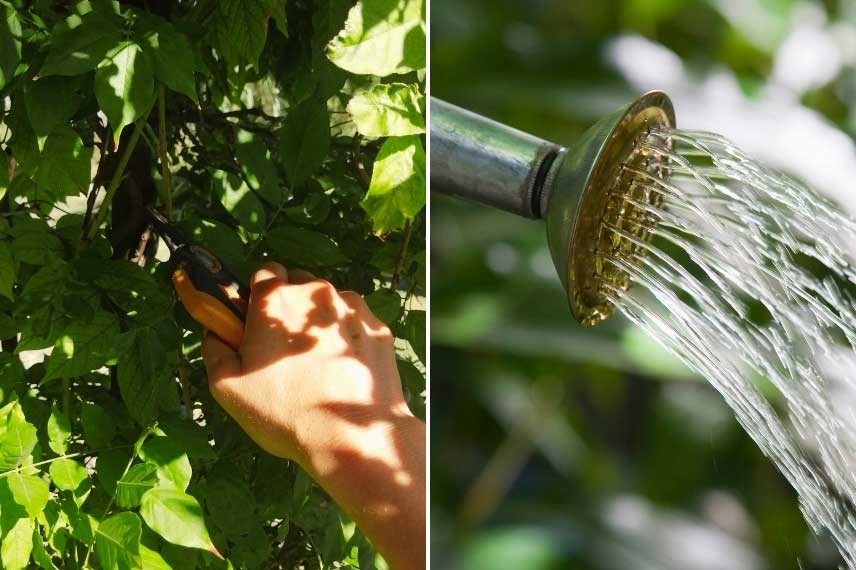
[298, 406, 418, 476]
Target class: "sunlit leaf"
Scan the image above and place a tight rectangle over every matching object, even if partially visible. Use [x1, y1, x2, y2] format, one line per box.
[41, 8, 123, 76]
[327, 0, 425, 76]
[116, 463, 158, 509]
[140, 488, 219, 555]
[139, 436, 191, 492]
[47, 404, 70, 456]
[139, 15, 199, 102]
[1, 516, 34, 570]
[0, 401, 37, 471]
[0, 6, 22, 90]
[43, 311, 121, 382]
[49, 458, 91, 506]
[348, 83, 424, 137]
[94, 41, 155, 142]
[361, 135, 425, 234]
[212, 170, 266, 235]
[95, 512, 142, 570]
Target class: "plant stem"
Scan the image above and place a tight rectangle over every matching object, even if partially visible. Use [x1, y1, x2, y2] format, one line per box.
[390, 220, 414, 293]
[81, 428, 153, 568]
[83, 107, 154, 244]
[157, 84, 173, 218]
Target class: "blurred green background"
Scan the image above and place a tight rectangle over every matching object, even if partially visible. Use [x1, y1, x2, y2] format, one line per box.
[430, 0, 856, 568]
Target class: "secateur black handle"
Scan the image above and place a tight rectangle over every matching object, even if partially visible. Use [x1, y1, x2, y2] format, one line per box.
[147, 208, 249, 348]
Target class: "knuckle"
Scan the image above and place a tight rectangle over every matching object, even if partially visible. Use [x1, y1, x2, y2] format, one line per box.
[374, 325, 394, 343]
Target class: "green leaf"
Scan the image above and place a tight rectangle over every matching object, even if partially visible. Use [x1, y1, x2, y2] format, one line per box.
[268, 0, 289, 37]
[25, 76, 82, 140]
[361, 135, 425, 234]
[8, 473, 50, 518]
[0, 401, 37, 471]
[236, 130, 283, 205]
[10, 218, 62, 266]
[348, 83, 424, 137]
[32, 126, 94, 200]
[118, 328, 171, 425]
[212, 170, 266, 235]
[327, 0, 425, 76]
[140, 488, 218, 556]
[213, 0, 270, 67]
[116, 463, 158, 509]
[141, 544, 173, 570]
[41, 9, 123, 76]
[95, 41, 155, 143]
[364, 290, 402, 325]
[47, 404, 71, 455]
[81, 402, 116, 449]
[278, 100, 331, 188]
[202, 468, 256, 535]
[139, 16, 198, 102]
[95, 512, 142, 570]
[49, 458, 91, 506]
[404, 309, 425, 362]
[0, 6, 22, 90]
[0, 241, 14, 300]
[31, 526, 59, 570]
[1, 516, 34, 570]
[139, 436, 191, 492]
[266, 226, 349, 267]
[43, 311, 121, 382]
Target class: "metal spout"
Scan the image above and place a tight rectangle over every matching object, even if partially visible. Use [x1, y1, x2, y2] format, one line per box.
[430, 91, 676, 325]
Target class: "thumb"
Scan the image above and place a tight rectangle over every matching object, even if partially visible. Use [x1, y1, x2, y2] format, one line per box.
[202, 332, 243, 386]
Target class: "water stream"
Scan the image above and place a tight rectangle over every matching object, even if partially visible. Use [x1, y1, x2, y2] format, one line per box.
[608, 128, 856, 567]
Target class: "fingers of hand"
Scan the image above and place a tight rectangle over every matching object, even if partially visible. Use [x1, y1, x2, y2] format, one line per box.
[202, 332, 242, 383]
[251, 262, 288, 289]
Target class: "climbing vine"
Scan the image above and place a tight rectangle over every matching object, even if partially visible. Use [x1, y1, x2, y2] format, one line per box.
[0, 0, 426, 569]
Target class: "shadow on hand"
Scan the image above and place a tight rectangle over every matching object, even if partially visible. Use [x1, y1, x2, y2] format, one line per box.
[205, 283, 426, 568]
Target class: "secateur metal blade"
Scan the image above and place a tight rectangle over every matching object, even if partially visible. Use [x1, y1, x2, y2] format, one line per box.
[146, 207, 249, 321]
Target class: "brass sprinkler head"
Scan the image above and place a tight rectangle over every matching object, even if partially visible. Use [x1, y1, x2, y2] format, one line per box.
[541, 91, 675, 325]
[431, 91, 675, 326]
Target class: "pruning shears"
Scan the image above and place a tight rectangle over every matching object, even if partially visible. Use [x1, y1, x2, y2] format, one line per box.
[147, 207, 249, 349]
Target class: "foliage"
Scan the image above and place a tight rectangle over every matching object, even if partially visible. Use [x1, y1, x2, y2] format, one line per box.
[0, 0, 425, 569]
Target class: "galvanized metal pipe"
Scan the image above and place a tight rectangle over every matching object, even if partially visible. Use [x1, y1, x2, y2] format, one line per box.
[430, 98, 564, 219]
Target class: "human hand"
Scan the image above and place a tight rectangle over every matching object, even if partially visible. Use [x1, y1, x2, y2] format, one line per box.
[202, 262, 425, 570]
[201, 261, 413, 466]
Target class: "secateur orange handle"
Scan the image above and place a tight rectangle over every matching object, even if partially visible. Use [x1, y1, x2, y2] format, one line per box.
[147, 208, 249, 349]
